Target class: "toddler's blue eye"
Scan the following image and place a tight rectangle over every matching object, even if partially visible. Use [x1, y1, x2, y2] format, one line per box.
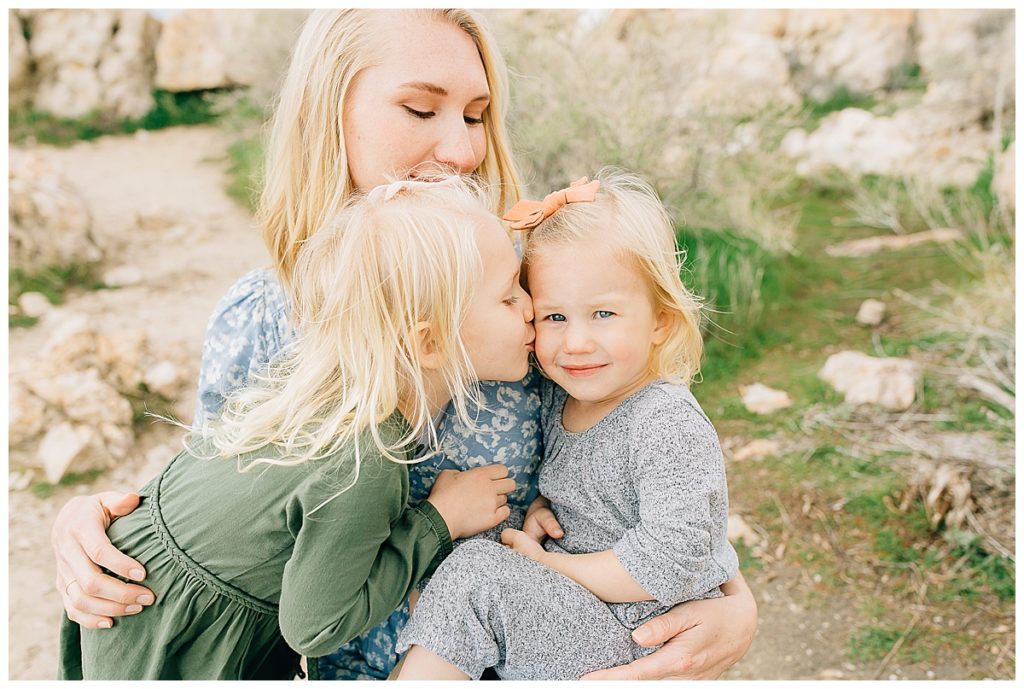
[595, 310, 615, 319]
[545, 313, 566, 322]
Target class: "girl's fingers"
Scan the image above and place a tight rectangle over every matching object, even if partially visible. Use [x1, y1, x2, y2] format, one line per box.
[496, 494, 508, 508]
[537, 511, 564, 538]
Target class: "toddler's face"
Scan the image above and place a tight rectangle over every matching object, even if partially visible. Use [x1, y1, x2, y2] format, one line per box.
[461, 216, 535, 382]
[529, 240, 669, 406]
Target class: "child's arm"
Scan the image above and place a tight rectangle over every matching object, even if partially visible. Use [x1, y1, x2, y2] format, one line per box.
[501, 529, 653, 602]
[278, 461, 453, 658]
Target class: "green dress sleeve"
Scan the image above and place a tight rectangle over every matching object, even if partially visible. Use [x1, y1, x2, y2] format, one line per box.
[277, 455, 453, 658]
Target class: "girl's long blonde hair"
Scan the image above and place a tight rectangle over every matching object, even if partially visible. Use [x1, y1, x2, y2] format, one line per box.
[259, 9, 522, 299]
[523, 168, 704, 384]
[204, 177, 495, 504]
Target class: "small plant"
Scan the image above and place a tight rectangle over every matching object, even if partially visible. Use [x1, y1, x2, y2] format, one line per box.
[30, 468, 107, 499]
[9, 263, 105, 327]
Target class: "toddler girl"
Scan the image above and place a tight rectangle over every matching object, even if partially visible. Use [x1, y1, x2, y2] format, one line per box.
[58, 177, 535, 680]
[395, 170, 739, 680]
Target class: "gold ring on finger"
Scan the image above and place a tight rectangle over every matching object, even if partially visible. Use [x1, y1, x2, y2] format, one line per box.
[64, 578, 79, 596]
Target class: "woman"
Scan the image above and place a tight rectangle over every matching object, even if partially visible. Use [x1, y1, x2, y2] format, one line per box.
[51, 9, 756, 680]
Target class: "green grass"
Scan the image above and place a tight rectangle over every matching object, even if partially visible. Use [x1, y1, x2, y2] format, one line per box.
[803, 86, 878, 130]
[225, 133, 264, 212]
[30, 468, 107, 499]
[9, 89, 219, 147]
[9, 263, 105, 327]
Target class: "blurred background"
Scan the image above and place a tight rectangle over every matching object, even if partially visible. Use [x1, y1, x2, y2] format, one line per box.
[8, 8, 1014, 680]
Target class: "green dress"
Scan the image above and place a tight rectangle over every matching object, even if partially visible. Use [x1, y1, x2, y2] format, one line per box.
[58, 416, 453, 680]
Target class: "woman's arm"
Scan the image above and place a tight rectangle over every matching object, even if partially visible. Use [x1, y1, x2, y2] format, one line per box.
[580, 572, 758, 680]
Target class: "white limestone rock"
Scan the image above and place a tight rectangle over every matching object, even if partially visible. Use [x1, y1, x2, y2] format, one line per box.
[17, 292, 53, 319]
[818, 350, 920, 411]
[856, 299, 887, 326]
[732, 438, 781, 462]
[740, 383, 793, 415]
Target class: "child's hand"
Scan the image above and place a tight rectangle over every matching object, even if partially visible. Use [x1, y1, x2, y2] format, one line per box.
[500, 528, 548, 564]
[522, 497, 563, 544]
[427, 465, 515, 540]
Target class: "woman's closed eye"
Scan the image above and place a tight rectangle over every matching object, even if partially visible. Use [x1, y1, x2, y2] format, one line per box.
[503, 295, 519, 306]
[403, 105, 484, 125]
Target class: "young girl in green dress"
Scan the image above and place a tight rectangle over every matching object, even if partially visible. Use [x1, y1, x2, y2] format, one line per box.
[57, 176, 536, 680]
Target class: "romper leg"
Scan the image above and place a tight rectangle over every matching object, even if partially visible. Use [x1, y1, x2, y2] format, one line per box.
[397, 539, 636, 681]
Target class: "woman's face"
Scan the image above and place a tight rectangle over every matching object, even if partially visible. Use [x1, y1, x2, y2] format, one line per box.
[344, 13, 490, 191]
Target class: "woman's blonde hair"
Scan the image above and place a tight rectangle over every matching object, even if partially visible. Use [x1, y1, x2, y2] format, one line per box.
[522, 168, 704, 384]
[259, 9, 521, 298]
[204, 177, 496, 508]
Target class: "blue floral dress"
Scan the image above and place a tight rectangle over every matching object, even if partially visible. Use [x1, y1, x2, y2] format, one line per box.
[194, 269, 542, 680]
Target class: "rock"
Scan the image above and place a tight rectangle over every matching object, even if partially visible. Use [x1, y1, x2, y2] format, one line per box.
[143, 361, 184, 398]
[17, 292, 53, 318]
[37, 422, 90, 483]
[9, 383, 48, 447]
[818, 350, 920, 411]
[783, 107, 989, 188]
[780, 10, 915, 98]
[155, 9, 308, 92]
[856, 299, 887, 326]
[740, 383, 793, 415]
[993, 141, 1015, 212]
[9, 150, 101, 272]
[40, 313, 95, 369]
[732, 438, 781, 462]
[825, 228, 963, 258]
[727, 514, 762, 547]
[689, 30, 801, 114]
[818, 669, 845, 680]
[26, 9, 159, 119]
[102, 265, 143, 287]
[9, 11, 32, 109]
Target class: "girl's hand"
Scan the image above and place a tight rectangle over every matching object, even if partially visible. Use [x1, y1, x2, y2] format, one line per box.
[426, 465, 515, 540]
[500, 528, 547, 563]
[522, 496, 563, 543]
[580, 573, 757, 680]
[52, 491, 156, 629]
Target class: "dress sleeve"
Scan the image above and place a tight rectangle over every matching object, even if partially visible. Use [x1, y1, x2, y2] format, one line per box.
[611, 392, 739, 607]
[192, 269, 293, 424]
[278, 458, 453, 658]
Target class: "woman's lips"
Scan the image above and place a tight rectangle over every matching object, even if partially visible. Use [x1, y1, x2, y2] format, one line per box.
[561, 364, 607, 378]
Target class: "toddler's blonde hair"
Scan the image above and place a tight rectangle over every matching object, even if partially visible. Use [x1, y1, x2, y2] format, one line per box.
[523, 168, 703, 384]
[260, 9, 521, 299]
[204, 176, 495, 505]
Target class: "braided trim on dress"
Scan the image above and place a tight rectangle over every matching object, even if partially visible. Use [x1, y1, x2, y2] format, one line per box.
[148, 457, 278, 616]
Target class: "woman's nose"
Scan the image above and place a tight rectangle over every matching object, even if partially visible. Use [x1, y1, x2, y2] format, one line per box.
[433, 118, 479, 172]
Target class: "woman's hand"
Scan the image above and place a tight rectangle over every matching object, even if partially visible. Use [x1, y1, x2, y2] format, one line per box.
[580, 573, 758, 680]
[426, 465, 515, 540]
[521, 495, 563, 543]
[52, 492, 155, 629]
[499, 527, 548, 563]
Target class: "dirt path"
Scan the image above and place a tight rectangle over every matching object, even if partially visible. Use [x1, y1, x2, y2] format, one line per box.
[9, 125, 268, 679]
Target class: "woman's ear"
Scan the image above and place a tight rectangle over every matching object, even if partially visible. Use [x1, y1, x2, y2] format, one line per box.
[651, 309, 675, 346]
[412, 321, 444, 370]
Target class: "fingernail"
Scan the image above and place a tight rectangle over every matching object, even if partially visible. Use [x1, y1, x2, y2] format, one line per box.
[129, 568, 145, 580]
[126, 604, 142, 614]
[633, 628, 651, 644]
[98, 620, 111, 629]
[136, 594, 154, 605]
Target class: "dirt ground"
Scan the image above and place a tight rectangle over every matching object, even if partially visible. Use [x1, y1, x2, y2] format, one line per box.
[6, 126, 1011, 680]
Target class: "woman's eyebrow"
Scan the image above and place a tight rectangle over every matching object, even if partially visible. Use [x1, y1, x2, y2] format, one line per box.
[398, 81, 489, 103]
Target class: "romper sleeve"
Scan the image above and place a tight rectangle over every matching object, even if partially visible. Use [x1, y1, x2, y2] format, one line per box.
[611, 390, 739, 607]
[278, 457, 453, 658]
[192, 269, 294, 424]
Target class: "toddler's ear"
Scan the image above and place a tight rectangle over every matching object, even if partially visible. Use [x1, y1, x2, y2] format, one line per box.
[412, 321, 444, 369]
[651, 309, 675, 346]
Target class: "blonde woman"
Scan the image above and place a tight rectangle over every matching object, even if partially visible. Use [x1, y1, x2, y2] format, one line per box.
[51, 10, 757, 680]
[397, 171, 737, 680]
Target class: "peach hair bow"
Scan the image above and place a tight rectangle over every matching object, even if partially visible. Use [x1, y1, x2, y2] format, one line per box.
[502, 177, 601, 230]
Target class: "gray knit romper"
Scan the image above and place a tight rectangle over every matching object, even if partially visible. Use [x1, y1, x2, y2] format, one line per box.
[396, 379, 739, 680]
